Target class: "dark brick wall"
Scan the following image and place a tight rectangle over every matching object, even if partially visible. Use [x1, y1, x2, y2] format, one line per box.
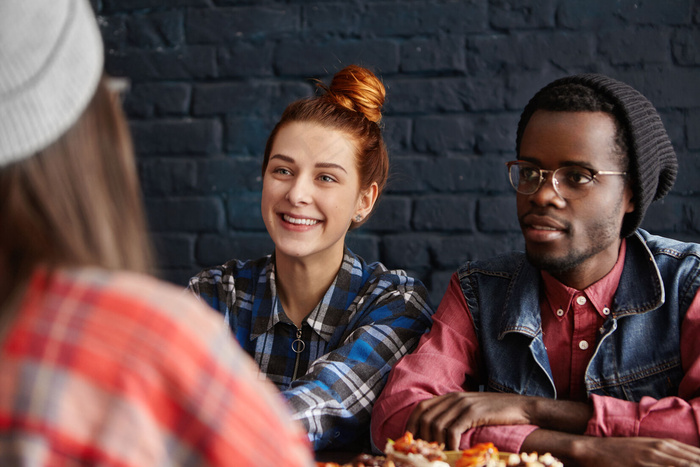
[93, 0, 700, 305]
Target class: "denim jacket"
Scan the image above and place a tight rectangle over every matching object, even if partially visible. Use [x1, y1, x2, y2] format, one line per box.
[458, 229, 700, 401]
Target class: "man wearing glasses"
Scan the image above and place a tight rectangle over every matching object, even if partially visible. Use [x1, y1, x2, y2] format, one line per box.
[372, 74, 700, 465]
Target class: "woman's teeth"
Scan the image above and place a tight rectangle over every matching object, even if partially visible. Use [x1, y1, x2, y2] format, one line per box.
[284, 214, 318, 226]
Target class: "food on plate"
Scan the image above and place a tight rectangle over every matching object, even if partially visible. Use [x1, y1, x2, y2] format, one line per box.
[454, 443, 499, 467]
[316, 453, 413, 466]
[450, 443, 564, 467]
[385, 432, 450, 467]
[316, 434, 563, 467]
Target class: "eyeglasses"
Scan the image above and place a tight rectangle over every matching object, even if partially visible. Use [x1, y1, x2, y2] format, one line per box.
[506, 161, 627, 200]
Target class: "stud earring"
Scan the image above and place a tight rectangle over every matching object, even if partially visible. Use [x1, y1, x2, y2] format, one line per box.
[354, 215, 363, 222]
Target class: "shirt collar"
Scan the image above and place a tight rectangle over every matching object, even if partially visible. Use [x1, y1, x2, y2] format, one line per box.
[541, 239, 627, 319]
[252, 247, 360, 342]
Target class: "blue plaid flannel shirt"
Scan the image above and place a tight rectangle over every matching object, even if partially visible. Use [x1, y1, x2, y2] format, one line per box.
[188, 247, 435, 451]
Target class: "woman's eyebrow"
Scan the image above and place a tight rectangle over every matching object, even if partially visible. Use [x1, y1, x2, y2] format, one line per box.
[269, 154, 294, 163]
[315, 162, 347, 173]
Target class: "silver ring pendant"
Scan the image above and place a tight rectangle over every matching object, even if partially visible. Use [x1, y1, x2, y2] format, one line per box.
[291, 339, 305, 353]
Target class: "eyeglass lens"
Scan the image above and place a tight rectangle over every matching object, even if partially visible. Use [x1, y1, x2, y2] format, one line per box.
[508, 163, 594, 200]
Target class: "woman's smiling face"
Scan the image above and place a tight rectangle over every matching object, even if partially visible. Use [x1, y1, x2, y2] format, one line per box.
[261, 121, 375, 263]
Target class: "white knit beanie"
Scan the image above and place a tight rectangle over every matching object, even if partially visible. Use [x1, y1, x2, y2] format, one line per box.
[0, 0, 104, 167]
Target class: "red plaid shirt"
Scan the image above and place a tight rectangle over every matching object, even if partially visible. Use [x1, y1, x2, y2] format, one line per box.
[0, 267, 313, 466]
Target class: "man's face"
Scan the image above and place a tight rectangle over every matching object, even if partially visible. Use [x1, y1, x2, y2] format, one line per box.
[517, 110, 635, 288]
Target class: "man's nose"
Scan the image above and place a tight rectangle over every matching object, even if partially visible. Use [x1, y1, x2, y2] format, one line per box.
[529, 171, 566, 207]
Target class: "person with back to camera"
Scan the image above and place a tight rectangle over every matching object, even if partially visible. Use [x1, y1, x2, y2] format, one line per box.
[371, 74, 700, 466]
[0, 0, 315, 465]
[188, 65, 435, 451]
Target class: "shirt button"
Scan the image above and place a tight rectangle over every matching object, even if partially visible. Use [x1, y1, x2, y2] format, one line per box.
[556, 308, 564, 317]
[576, 296, 587, 305]
[602, 307, 610, 316]
[579, 340, 589, 350]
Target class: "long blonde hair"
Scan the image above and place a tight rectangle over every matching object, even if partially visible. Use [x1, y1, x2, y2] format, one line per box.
[0, 76, 154, 307]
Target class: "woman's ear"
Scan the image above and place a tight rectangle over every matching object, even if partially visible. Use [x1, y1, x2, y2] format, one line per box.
[354, 182, 379, 221]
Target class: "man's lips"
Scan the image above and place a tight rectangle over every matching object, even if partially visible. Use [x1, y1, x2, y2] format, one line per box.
[520, 213, 568, 231]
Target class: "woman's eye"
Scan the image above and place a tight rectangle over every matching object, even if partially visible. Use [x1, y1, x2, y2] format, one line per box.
[273, 167, 291, 176]
[318, 175, 336, 183]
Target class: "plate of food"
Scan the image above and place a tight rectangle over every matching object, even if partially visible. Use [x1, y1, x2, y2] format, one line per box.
[315, 432, 563, 467]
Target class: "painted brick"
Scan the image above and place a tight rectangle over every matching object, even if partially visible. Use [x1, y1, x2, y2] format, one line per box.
[124, 10, 184, 48]
[559, 0, 691, 29]
[361, 1, 487, 36]
[224, 117, 270, 156]
[673, 29, 700, 65]
[151, 233, 196, 268]
[619, 68, 700, 108]
[557, 1, 630, 29]
[273, 82, 315, 116]
[196, 233, 274, 266]
[413, 116, 475, 154]
[619, 0, 691, 25]
[363, 196, 412, 232]
[130, 119, 222, 155]
[420, 155, 510, 194]
[673, 153, 700, 194]
[599, 29, 670, 65]
[99, 0, 700, 299]
[688, 110, 700, 150]
[477, 196, 519, 232]
[123, 82, 191, 118]
[102, 0, 208, 12]
[226, 193, 265, 231]
[345, 233, 381, 263]
[303, 3, 360, 36]
[197, 157, 263, 193]
[475, 113, 521, 154]
[158, 268, 200, 288]
[186, 6, 300, 43]
[641, 196, 688, 234]
[427, 269, 453, 302]
[400, 36, 466, 73]
[138, 158, 198, 196]
[383, 117, 412, 153]
[413, 195, 475, 232]
[489, 0, 556, 29]
[433, 233, 525, 269]
[382, 233, 434, 270]
[106, 46, 217, 81]
[146, 197, 225, 232]
[218, 41, 276, 77]
[386, 76, 504, 114]
[274, 39, 400, 76]
[193, 82, 277, 116]
[385, 155, 433, 194]
[98, 14, 126, 52]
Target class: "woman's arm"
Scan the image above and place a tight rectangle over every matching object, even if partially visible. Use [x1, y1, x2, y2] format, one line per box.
[283, 273, 434, 450]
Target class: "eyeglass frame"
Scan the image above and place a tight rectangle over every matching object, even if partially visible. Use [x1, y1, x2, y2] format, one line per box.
[505, 160, 628, 200]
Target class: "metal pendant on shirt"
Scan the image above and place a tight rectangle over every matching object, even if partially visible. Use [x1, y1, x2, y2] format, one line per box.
[291, 327, 305, 353]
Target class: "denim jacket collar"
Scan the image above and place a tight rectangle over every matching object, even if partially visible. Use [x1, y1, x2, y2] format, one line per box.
[500, 231, 665, 339]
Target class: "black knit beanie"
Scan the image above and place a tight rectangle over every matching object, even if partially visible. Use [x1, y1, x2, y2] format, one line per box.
[516, 73, 678, 238]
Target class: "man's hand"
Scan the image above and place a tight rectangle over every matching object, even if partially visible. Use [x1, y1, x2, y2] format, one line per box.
[406, 392, 536, 450]
[525, 430, 700, 467]
[406, 392, 593, 450]
[574, 437, 700, 467]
